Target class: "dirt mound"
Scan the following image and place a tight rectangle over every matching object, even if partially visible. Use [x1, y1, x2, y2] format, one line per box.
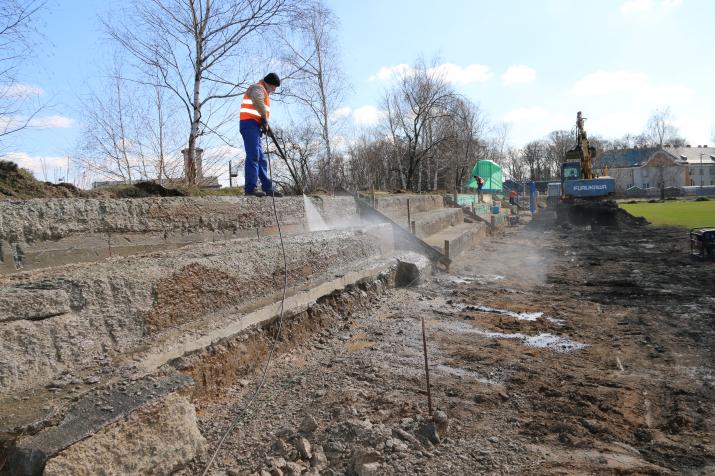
[0, 161, 85, 199]
[555, 200, 649, 228]
[612, 204, 650, 227]
[107, 181, 187, 198]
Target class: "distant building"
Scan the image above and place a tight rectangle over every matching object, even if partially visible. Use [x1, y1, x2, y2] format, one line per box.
[594, 145, 715, 194]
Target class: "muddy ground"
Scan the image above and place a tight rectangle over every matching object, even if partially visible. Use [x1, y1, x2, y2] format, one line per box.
[184, 214, 715, 475]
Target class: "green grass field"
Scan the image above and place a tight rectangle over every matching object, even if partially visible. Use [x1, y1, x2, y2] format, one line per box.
[620, 199, 715, 228]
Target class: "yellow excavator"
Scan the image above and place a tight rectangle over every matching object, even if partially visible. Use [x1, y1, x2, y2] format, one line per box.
[556, 112, 617, 225]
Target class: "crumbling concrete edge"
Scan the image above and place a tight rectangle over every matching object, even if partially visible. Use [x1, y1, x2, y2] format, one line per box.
[1, 251, 431, 475]
[3, 374, 196, 476]
[136, 257, 400, 376]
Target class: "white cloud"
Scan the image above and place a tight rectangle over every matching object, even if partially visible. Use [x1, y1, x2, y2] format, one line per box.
[352, 105, 385, 126]
[672, 114, 715, 146]
[429, 63, 492, 84]
[0, 83, 44, 97]
[369, 63, 492, 84]
[571, 70, 691, 103]
[369, 64, 413, 82]
[501, 65, 536, 85]
[28, 115, 74, 128]
[0, 114, 74, 130]
[503, 107, 550, 122]
[331, 106, 353, 121]
[3, 152, 68, 180]
[620, 0, 682, 16]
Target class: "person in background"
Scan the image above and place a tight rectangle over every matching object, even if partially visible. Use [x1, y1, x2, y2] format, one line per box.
[240, 73, 283, 197]
[475, 175, 485, 203]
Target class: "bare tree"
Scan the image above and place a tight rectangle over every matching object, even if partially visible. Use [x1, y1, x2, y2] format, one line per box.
[106, 0, 295, 184]
[281, 0, 345, 192]
[644, 107, 681, 147]
[266, 124, 318, 193]
[503, 147, 526, 182]
[545, 130, 572, 178]
[382, 59, 456, 190]
[346, 134, 393, 191]
[443, 98, 485, 192]
[76, 60, 184, 183]
[522, 140, 548, 180]
[0, 0, 45, 147]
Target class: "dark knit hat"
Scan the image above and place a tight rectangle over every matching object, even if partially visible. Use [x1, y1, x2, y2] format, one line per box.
[263, 73, 281, 87]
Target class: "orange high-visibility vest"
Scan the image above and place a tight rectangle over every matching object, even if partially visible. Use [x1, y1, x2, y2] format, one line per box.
[239, 82, 270, 123]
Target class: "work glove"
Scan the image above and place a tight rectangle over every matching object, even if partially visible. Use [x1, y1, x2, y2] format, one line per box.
[260, 118, 269, 133]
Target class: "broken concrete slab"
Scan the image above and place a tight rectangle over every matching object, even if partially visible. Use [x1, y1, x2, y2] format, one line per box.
[0, 227, 392, 398]
[5, 374, 197, 475]
[0, 287, 71, 323]
[395, 252, 432, 287]
[42, 391, 204, 476]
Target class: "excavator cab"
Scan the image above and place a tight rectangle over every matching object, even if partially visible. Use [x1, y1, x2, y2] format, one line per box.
[561, 162, 581, 180]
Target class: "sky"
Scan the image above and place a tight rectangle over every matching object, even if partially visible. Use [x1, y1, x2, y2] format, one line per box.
[4, 0, 715, 184]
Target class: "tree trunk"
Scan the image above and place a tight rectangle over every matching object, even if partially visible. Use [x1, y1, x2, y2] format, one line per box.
[156, 86, 165, 184]
[316, 43, 333, 192]
[116, 80, 132, 183]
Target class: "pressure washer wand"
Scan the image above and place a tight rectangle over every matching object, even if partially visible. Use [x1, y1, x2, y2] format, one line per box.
[264, 126, 289, 163]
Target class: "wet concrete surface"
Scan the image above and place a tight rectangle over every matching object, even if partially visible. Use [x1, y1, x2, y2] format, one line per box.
[185, 215, 715, 475]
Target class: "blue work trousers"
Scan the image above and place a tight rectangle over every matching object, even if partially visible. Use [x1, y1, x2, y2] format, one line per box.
[240, 119, 273, 193]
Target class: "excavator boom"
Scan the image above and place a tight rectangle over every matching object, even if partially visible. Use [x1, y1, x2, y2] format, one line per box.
[576, 111, 593, 179]
[556, 112, 617, 226]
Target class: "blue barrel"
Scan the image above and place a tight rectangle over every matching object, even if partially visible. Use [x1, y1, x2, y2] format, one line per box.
[491, 205, 500, 214]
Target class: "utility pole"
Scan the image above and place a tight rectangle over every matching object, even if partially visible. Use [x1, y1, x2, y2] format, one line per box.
[229, 160, 233, 188]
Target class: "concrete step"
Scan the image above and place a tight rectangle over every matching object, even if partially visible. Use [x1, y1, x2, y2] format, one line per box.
[0, 196, 358, 275]
[423, 222, 489, 259]
[408, 208, 464, 238]
[374, 194, 444, 221]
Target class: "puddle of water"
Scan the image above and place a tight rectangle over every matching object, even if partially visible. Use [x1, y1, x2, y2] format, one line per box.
[456, 303, 544, 321]
[446, 275, 506, 285]
[522, 333, 588, 351]
[434, 319, 587, 353]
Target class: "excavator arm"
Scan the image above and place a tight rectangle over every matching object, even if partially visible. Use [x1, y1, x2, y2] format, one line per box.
[576, 111, 594, 179]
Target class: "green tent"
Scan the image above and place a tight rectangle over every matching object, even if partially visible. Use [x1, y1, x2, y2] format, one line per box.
[466, 160, 502, 192]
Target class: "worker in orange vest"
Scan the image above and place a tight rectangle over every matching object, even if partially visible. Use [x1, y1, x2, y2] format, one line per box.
[474, 175, 485, 203]
[239, 73, 282, 197]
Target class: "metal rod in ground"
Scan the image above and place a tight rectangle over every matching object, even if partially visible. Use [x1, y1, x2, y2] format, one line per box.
[421, 315, 433, 415]
[407, 198, 411, 231]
